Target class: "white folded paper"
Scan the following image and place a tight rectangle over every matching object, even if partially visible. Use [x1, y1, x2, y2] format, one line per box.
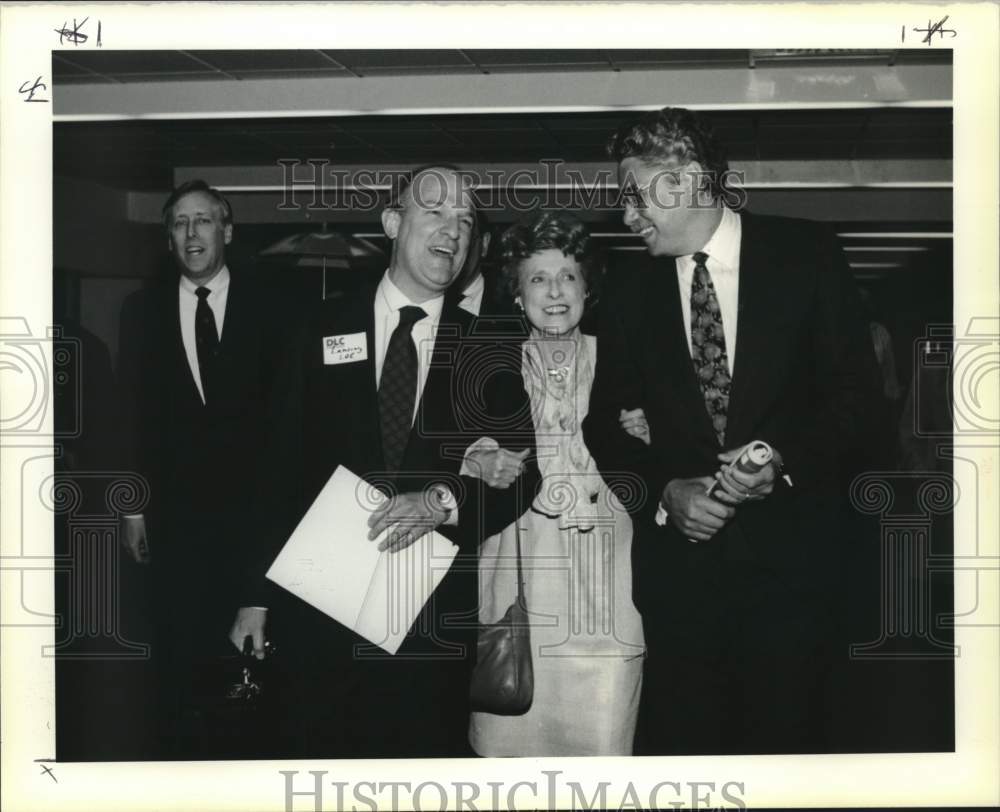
[265, 465, 458, 654]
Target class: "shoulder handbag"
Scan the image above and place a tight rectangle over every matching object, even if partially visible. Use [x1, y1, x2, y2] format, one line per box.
[469, 521, 534, 715]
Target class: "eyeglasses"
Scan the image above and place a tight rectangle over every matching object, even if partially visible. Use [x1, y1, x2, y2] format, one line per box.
[619, 168, 688, 210]
[620, 180, 653, 210]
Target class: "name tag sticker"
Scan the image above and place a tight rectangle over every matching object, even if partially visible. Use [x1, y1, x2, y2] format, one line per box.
[323, 332, 368, 365]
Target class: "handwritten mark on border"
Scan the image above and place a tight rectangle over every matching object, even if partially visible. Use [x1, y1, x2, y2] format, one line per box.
[903, 15, 957, 44]
[18, 77, 48, 103]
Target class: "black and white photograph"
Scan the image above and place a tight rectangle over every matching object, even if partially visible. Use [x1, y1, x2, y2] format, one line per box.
[1, 3, 997, 811]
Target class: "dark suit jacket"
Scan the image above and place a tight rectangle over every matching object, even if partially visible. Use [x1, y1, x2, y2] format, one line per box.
[583, 212, 881, 610]
[246, 282, 539, 647]
[117, 270, 291, 628]
[235, 281, 539, 756]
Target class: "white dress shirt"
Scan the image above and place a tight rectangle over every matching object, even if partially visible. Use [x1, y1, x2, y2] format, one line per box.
[373, 270, 445, 424]
[178, 266, 230, 404]
[373, 270, 464, 524]
[655, 208, 743, 529]
[674, 206, 742, 374]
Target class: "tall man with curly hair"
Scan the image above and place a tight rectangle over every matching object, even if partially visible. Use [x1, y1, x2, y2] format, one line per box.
[584, 107, 881, 754]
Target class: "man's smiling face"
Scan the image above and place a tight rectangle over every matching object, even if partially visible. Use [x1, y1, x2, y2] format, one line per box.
[618, 156, 720, 258]
[167, 190, 232, 284]
[381, 168, 475, 303]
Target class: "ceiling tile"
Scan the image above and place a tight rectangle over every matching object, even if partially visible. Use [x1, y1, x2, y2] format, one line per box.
[56, 50, 209, 75]
[322, 50, 473, 71]
[189, 50, 344, 72]
[469, 49, 609, 68]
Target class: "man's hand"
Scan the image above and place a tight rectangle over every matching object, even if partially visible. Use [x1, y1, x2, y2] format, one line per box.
[463, 447, 530, 489]
[367, 490, 450, 553]
[619, 408, 651, 446]
[662, 477, 735, 542]
[120, 515, 151, 564]
[229, 607, 267, 659]
[712, 445, 781, 506]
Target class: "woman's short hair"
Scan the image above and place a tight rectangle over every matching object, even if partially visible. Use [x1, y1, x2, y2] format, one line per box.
[496, 210, 604, 308]
[607, 106, 732, 201]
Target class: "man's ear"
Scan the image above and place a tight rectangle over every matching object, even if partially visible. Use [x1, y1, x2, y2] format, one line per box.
[480, 230, 492, 258]
[685, 161, 710, 195]
[224, 223, 233, 245]
[381, 208, 400, 239]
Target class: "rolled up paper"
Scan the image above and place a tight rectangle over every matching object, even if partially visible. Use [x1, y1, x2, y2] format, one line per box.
[706, 440, 774, 500]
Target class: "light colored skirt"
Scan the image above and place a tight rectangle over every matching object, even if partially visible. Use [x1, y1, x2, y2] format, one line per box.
[469, 484, 645, 757]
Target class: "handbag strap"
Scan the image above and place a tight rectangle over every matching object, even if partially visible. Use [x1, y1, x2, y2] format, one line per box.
[514, 520, 526, 608]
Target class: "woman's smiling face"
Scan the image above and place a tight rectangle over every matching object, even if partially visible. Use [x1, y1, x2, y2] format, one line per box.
[516, 248, 587, 338]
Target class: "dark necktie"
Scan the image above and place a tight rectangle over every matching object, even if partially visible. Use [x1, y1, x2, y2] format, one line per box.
[194, 286, 219, 402]
[378, 305, 427, 474]
[690, 251, 732, 446]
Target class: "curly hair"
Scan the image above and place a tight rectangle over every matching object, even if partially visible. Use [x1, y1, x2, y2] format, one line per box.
[496, 210, 604, 309]
[607, 107, 732, 201]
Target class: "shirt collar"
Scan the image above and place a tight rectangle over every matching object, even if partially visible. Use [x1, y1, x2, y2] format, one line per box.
[179, 265, 230, 295]
[462, 273, 484, 301]
[681, 206, 741, 274]
[378, 269, 444, 322]
[462, 274, 486, 299]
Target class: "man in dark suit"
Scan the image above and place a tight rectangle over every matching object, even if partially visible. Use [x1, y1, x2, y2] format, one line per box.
[230, 165, 538, 758]
[583, 108, 880, 754]
[117, 180, 289, 757]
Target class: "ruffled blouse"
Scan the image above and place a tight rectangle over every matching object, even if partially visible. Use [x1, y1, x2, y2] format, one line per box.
[521, 331, 604, 530]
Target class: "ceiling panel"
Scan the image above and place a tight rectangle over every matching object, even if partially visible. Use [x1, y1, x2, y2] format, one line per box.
[53, 48, 951, 85]
[323, 49, 474, 71]
[193, 49, 345, 72]
[54, 49, 208, 75]
[55, 107, 953, 188]
[469, 49, 609, 68]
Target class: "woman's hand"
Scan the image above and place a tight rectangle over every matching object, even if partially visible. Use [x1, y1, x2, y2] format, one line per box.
[463, 446, 530, 489]
[619, 408, 651, 446]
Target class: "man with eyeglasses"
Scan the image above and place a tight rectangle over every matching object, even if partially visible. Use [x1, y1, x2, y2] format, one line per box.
[584, 107, 880, 755]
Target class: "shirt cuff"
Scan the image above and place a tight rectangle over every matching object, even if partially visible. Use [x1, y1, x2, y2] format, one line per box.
[655, 502, 668, 527]
[434, 485, 459, 526]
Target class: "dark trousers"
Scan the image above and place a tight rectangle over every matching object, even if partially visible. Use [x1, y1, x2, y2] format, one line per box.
[149, 513, 251, 759]
[637, 549, 832, 756]
[267, 588, 478, 759]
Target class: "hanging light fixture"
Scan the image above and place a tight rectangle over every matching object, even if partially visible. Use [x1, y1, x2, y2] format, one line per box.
[258, 225, 385, 298]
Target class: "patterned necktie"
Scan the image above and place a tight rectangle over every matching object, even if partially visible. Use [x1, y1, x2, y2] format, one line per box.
[194, 286, 219, 402]
[690, 252, 731, 446]
[378, 305, 427, 474]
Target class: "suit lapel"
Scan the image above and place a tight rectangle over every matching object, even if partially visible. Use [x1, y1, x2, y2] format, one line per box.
[214, 271, 244, 370]
[209, 271, 248, 410]
[346, 286, 383, 470]
[163, 281, 204, 409]
[725, 212, 774, 444]
[405, 300, 468, 472]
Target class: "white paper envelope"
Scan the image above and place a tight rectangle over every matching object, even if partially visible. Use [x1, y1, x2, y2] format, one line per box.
[266, 465, 458, 654]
